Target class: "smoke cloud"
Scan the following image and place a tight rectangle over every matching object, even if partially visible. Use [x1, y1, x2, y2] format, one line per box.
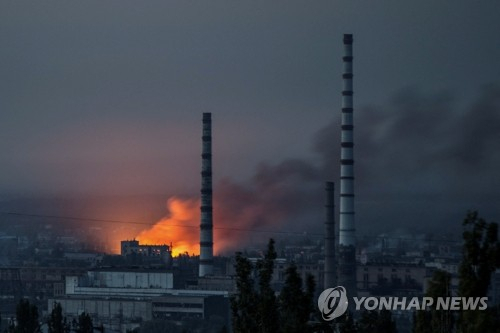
[216, 84, 500, 246]
[5, 86, 498, 254]
[136, 85, 500, 254]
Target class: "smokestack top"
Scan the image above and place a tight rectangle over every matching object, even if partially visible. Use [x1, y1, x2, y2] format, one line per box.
[343, 34, 353, 44]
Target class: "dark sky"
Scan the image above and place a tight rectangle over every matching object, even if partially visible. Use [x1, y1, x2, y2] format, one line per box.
[1, 1, 500, 239]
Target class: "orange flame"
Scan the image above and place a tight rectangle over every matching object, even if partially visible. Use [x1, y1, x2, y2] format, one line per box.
[136, 197, 200, 257]
[135, 189, 280, 257]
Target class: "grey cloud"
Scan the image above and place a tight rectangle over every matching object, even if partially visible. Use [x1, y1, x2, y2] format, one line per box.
[215, 86, 500, 241]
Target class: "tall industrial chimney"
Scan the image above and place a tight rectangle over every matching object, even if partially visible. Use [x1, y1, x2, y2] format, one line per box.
[324, 181, 336, 289]
[338, 34, 357, 294]
[199, 112, 214, 277]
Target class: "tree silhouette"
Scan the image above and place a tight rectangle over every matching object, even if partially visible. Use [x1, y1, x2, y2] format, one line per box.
[255, 238, 279, 333]
[457, 211, 500, 332]
[74, 312, 93, 333]
[278, 264, 315, 333]
[231, 239, 316, 333]
[231, 251, 258, 332]
[413, 269, 453, 333]
[11, 299, 39, 333]
[48, 302, 69, 333]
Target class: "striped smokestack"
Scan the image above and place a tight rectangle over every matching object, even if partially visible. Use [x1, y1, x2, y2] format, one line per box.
[324, 181, 336, 289]
[338, 34, 357, 294]
[199, 112, 214, 277]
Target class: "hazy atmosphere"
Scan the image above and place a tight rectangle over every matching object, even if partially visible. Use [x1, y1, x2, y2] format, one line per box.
[1, 1, 500, 253]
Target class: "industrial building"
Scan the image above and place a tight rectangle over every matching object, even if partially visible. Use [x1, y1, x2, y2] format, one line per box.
[49, 268, 230, 332]
[121, 240, 171, 258]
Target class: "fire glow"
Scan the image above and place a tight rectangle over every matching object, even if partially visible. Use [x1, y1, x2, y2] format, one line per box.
[136, 197, 201, 257]
[134, 184, 291, 258]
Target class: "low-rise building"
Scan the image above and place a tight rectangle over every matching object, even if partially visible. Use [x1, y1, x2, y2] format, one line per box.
[50, 268, 230, 332]
[357, 259, 427, 297]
